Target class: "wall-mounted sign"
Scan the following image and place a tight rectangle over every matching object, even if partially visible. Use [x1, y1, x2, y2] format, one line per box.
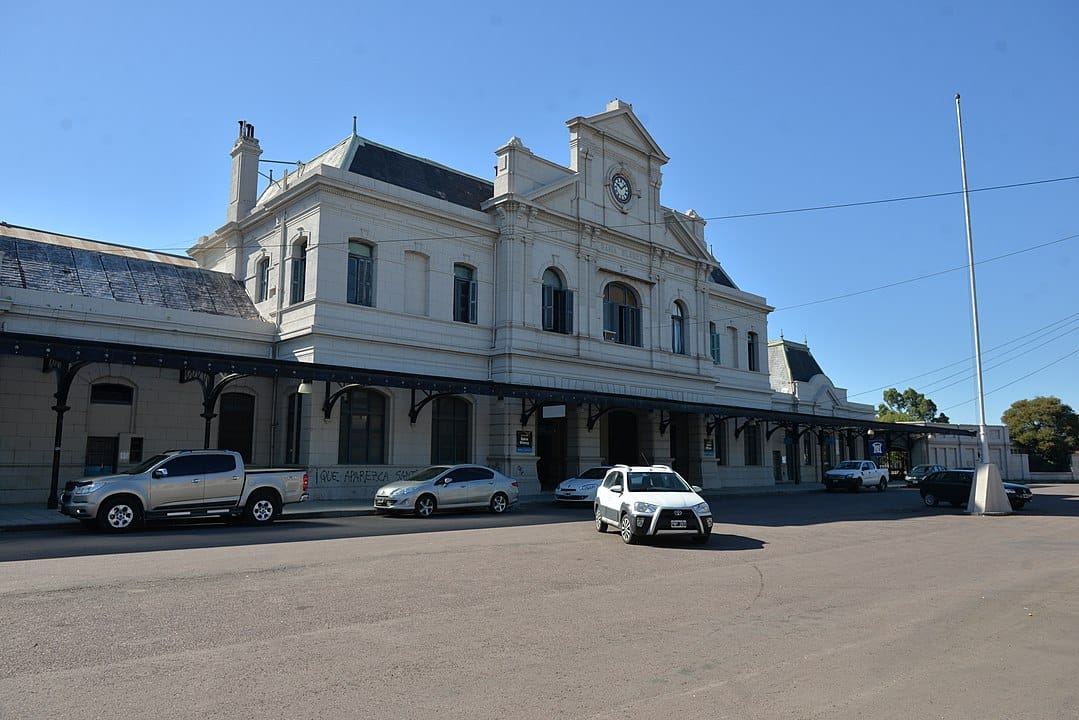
[703, 437, 715, 457]
[868, 439, 887, 456]
[516, 430, 533, 453]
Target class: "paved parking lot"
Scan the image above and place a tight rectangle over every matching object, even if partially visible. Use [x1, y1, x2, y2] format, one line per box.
[2, 485, 1077, 719]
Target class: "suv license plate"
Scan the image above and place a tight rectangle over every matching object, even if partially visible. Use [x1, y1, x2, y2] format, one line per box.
[670, 520, 687, 529]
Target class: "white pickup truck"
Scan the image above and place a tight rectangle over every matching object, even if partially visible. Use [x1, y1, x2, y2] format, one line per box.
[59, 449, 308, 532]
[823, 460, 889, 492]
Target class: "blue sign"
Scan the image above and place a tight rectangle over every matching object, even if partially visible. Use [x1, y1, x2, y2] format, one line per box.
[868, 440, 887, 456]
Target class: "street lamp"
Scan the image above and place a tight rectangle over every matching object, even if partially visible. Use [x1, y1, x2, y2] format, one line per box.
[954, 93, 1010, 515]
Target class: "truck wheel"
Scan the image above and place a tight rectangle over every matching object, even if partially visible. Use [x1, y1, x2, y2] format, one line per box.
[619, 514, 638, 545]
[489, 492, 509, 514]
[877, 479, 887, 492]
[414, 494, 437, 518]
[923, 492, 939, 507]
[97, 496, 142, 533]
[244, 491, 280, 525]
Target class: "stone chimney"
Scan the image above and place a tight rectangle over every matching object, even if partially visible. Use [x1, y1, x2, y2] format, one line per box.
[227, 120, 262, 224]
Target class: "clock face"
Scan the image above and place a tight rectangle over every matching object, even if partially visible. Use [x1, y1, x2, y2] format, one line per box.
[611, 174, 631, 204]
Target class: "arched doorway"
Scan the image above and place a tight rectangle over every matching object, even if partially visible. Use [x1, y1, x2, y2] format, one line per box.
[606, 411, 639, 466]
[537, 413, 567, 490]
[218, 392, 255, 463]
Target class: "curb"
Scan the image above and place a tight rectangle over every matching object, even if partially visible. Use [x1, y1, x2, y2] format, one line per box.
[0, 486, 830, 532]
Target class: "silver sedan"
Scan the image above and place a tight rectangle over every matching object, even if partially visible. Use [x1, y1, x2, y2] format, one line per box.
[373, 465, 519, 517]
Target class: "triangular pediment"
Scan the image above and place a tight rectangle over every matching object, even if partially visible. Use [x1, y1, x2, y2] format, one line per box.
[663, 210, 709, 258]
[567, 99, 669, 163]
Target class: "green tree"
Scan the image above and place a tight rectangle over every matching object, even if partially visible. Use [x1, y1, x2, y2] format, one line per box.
[1001, 396, 1079, 472]
[876, 387, 950, 423]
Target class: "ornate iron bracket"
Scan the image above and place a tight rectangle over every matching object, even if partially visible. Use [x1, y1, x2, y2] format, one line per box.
[323, 382, 366, 420]
[519, 398, 556, 427]
[705, 414, 735, 435]
[409, 389, 458, 425]
[179, 368, 250, 448]
[43, 358, 91, 509]
[734, 418, 761, 439]
[586, 403, 614, 431]
[658, 410, 671, 436]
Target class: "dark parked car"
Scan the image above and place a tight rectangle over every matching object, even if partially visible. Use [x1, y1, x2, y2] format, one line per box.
[919, 469, 1032, 510]
[905, 464, 945, 487]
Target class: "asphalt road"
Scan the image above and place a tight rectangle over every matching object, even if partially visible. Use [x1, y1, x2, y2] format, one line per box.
[3, 485, 1077, 719]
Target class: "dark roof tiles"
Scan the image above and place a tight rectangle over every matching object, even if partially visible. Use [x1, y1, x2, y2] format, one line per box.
[347, 141, 493, 211]
[0, 235, 262, 321]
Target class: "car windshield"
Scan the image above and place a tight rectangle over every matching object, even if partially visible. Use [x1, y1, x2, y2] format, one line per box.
[626, 472, 691, 492]
[401, 466, 453, 483]
[578, 467, 609, 480]
[834, 461, 861, 470]
[909, 465, 932, 475]
[123, 454, 172, 474]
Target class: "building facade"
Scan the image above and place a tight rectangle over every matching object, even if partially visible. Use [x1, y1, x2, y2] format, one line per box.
[0, 101, 972, 505]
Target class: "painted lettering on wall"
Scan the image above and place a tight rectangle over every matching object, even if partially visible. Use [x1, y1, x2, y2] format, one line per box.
[310, 466, 422, 486]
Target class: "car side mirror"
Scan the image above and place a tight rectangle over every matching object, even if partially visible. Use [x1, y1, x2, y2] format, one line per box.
[153, 468, 168, 478]
[610, 484, 623, 494]
[435, 478, 448, 486]
[691, 485, 702, 493]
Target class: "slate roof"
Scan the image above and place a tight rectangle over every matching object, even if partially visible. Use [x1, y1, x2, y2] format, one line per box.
[0, 232, 262, 320]
[347, 140, 494, 211]
[785, 344, 825, 382]
[768, 339, 826, 385]
[710, 266, 737, 289]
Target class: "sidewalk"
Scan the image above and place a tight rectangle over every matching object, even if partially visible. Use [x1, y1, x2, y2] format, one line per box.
[0, 483, 826, 532]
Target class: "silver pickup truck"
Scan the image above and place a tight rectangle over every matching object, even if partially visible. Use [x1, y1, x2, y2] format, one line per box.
[59, 449, 308, 532]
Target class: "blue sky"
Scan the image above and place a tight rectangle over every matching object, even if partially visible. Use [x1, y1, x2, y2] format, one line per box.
[3, 1, 1076, 425]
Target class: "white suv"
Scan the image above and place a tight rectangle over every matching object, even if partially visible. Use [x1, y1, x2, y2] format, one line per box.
[594, 465, 713, 544]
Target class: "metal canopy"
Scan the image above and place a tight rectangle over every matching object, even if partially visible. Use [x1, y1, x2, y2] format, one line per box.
[0, 331, 975, 438]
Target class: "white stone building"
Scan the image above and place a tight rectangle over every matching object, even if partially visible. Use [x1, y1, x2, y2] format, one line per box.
[0, 101, 974, 506]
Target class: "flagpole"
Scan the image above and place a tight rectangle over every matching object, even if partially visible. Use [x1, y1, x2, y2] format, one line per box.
[955, 93, 1010, 514]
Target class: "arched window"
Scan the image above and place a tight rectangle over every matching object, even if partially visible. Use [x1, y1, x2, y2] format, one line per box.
[289, 240, 307, 304]
[338, 389, 386, 464]
[671, 302, 686, 355]
[255, 256, 270, 303]
[431, 396, 470, 464]
[541, 268, 573, 334]
[453, 264, 477, 324]
[347, 241, 374, 306]
[603, 282, 641, 346]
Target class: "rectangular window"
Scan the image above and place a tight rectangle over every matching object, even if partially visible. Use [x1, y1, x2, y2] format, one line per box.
[744, 423, 761, 465]
[542, 285, 574, 334]
[728, 327, 739, 368]
[290, 243, 307, 305]
[709, 324, 721, 364]
[453, 265, 477, 324]
[747, 331, 760, 372]
[715, 419, 727, 466]
[285, 393, 303, 465]
[347, 242, 374, 306]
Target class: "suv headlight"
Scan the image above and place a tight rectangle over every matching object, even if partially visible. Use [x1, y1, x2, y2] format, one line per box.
[73, 482, 104, 495]
[633, 501, 658, 514]
[693, 501, 710, 515]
